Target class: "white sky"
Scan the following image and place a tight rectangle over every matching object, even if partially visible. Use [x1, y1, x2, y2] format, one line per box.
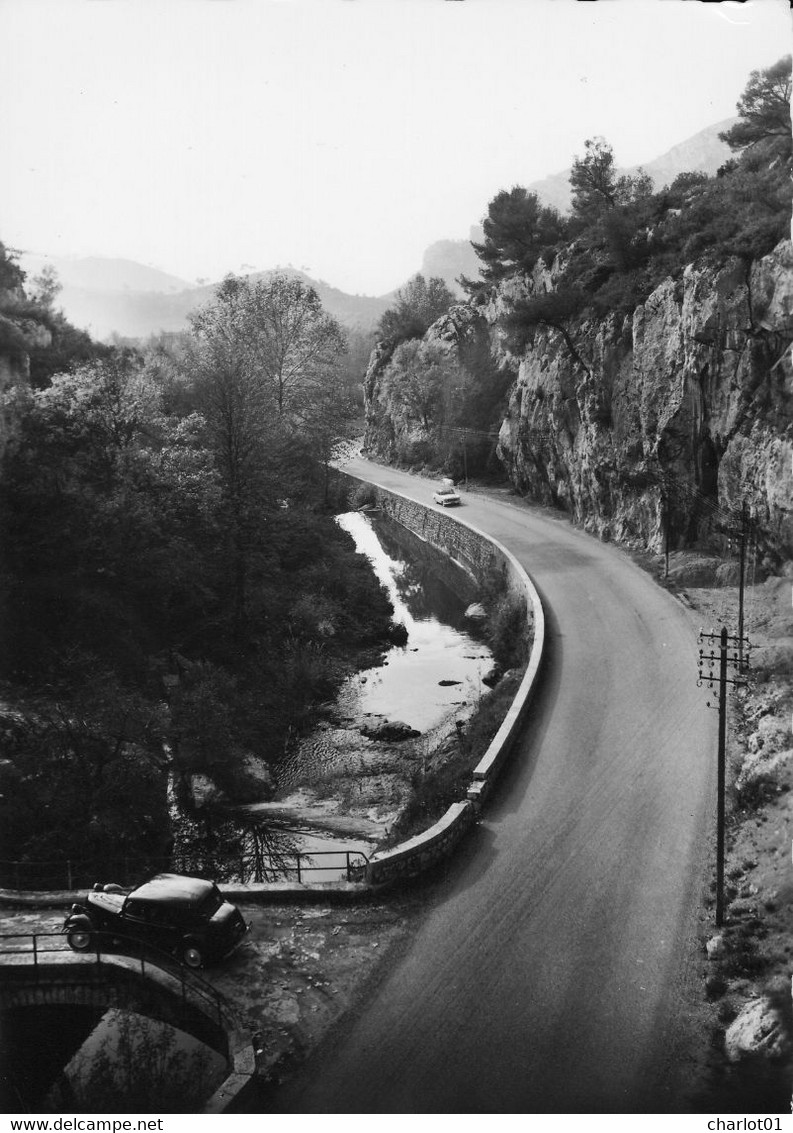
[1, 0, 790, 295]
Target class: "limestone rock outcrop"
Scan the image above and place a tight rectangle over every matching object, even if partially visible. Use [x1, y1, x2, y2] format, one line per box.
[363, 241, 792, 568]
[363, 303, 496, 467]
[496, 241, 793, 565]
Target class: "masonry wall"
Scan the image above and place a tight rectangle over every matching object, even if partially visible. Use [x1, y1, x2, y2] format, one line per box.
[335, 470, 546, 888]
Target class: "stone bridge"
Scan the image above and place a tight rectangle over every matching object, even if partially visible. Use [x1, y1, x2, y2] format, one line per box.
[0, 940, 256, 1112]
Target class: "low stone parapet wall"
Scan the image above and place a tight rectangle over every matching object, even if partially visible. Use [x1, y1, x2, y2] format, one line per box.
[336, 471, 546, 887]
[365, 802, 475, 886]
[468, 565, 545, 803]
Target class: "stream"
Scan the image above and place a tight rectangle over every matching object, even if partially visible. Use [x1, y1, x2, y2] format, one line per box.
[173, 510, 492, 882]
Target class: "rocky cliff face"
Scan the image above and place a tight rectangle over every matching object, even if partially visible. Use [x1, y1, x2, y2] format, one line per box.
[363, 240, 792, 568]
[495, 240, 793, 566]
[363, 303, 496, 466]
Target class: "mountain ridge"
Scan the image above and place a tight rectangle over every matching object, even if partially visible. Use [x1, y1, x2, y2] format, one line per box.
[19, 116, 738, 340]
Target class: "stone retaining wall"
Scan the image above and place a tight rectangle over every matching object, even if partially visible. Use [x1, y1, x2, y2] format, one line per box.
[364, 802, 476, 887]
[336, 471, 546, 888]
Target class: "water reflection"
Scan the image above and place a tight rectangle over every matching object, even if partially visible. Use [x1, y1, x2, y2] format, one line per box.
[334, 511, 491, 733]
[1, 1006, 226, 1113]
[171, 805, 303, 883]
[170, 790, 369, 884]
[52, 1009, 225, 1113]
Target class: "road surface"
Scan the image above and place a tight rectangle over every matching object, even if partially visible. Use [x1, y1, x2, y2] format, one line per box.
[272, 459, 717, 1113]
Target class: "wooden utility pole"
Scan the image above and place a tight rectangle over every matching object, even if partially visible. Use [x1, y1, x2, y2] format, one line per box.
[698, 627, 749, 926]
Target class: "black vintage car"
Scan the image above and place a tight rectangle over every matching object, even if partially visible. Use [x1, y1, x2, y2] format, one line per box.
[63, 873, 249, 968]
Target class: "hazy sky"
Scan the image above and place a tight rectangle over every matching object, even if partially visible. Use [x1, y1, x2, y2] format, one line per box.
[2, 0, 790, 295]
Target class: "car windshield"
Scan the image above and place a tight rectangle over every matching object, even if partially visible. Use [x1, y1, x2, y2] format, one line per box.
[197, 887, 223, 918]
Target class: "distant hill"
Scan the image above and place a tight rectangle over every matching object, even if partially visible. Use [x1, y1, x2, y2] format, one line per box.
[421, 239, 481, 296]
[19, 118, 738, 339]
[19, 253, 193, 296]
[17, 256, 396, 341]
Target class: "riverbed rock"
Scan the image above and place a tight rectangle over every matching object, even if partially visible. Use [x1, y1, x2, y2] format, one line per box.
[360, 719, 421, 742]
[463, 603, 487, 622]
[482, 664, 503, 688]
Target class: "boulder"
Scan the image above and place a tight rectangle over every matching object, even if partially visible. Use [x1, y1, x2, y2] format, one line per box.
[724, 996, 793, 1063]
[482, 665, 503, 688]
[666, 556, 723, 587]
[747, 714, 789, 756]
[360, 719, 421, 742]
[463, 603, 487, 622]
[705, 933, 725, 960]
[737, 747, 792, 795]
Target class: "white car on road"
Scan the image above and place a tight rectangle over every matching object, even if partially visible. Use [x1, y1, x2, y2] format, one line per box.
[433, 482, 461, 507]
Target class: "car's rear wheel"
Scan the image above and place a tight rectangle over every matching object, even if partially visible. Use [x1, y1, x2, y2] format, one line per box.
[182, 943, 203, 969]
[67, 928, 93, 952]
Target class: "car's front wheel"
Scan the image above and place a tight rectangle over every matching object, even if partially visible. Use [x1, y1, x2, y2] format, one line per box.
[67, 927, 94, 952]
[182, 943, 203, 969]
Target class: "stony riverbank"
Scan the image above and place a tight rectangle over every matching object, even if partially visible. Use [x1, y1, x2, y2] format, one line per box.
[258, 666, 522, 852]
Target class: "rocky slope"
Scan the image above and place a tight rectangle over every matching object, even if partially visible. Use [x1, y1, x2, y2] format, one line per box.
[494, 240, 793, 567]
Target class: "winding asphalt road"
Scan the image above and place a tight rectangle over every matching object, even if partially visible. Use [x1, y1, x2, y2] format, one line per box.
[273, 458, 717, 1114]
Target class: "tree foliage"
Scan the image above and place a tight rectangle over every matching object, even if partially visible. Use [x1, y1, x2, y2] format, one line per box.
[570, 137, 653, 224]
[376, 273, 456, 345]
[186, 272, 351, 631]
[0, 242, 25, 294]
[189, 272, 347, 419]
[503, 286, 590, 372]
[471, 187, 566, 283]
[720, 55, 792, 165]
[0, 286, 393, 867]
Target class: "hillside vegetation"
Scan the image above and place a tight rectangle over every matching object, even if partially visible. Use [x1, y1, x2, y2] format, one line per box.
[0, 264, 392, 870]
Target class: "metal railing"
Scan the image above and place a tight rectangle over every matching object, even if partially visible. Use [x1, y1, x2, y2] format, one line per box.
[0, 930, 228, 1029]
[0, 848, 369, 892]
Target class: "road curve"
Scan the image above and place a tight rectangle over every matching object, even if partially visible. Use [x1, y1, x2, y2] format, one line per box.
[273, 459, 717, 1113]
